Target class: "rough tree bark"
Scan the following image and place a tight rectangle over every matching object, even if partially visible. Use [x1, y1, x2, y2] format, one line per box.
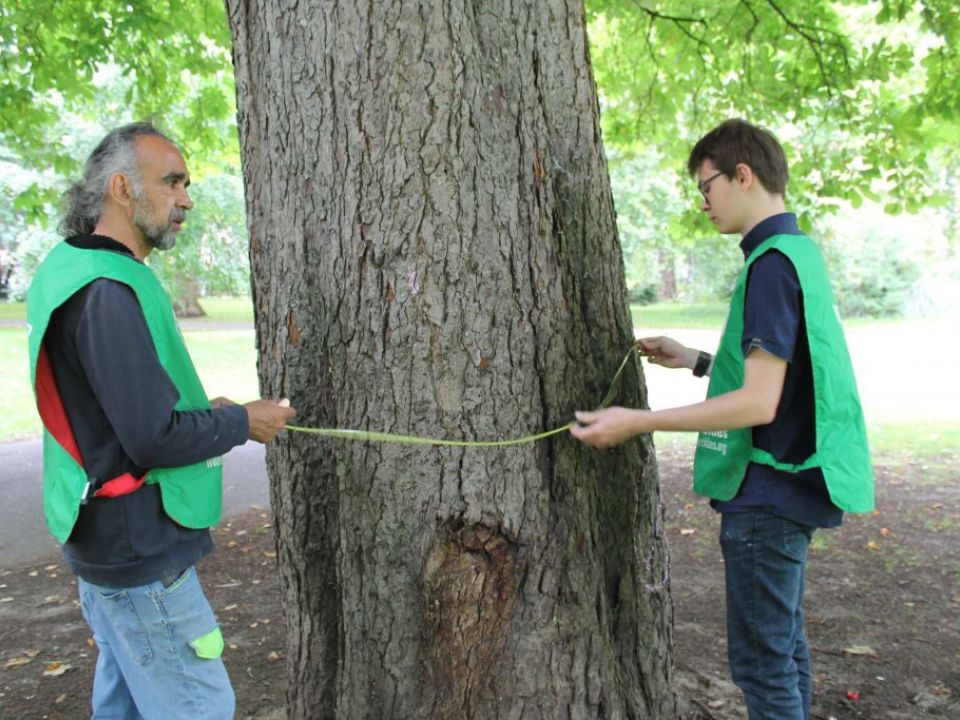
[227, 1, 675, 717]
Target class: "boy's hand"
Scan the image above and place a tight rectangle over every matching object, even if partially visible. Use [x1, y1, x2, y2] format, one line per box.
[636, 336, 698, 370]
[570, 408, 651, 448]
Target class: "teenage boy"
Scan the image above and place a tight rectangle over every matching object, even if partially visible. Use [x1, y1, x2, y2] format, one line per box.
[571, 118, 874, 720]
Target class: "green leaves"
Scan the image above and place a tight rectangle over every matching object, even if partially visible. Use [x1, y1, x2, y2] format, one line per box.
[589, 0, 959, 212]
[0, 0, 236, 177]
[0, 0, 956, 315]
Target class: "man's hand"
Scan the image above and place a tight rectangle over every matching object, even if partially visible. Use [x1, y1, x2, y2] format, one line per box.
[636, 336, 698, 370]
[244, 398, 297, 443]
[210, 396, 236, 409]
[569, 407, 651, 449]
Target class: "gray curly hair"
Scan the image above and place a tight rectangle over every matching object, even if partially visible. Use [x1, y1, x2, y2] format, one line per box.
[59, 122, 174, 237]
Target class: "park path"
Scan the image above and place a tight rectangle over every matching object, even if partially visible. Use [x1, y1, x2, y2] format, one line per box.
[0, 440, 269, 568]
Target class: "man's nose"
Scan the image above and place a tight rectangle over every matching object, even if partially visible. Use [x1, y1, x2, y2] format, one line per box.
[179, 189, 194, 210]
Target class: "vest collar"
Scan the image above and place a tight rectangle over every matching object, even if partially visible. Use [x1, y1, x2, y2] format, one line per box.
[67, 234, 137, 260]
[739, 213, 801, 259]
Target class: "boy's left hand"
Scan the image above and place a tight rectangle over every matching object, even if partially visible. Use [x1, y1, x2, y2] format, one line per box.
[570, 407, 651, 448]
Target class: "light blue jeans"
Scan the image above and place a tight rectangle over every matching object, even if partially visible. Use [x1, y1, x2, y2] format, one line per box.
[78, 566, 235, 720]
[720, 511, 814, 720]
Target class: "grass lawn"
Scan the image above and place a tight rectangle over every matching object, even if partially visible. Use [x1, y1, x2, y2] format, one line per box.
[0, 296, 257, 440]
[194, 295, 254, 324]
[0, 301, 26, 321]
[183, 330, 259, 401]
[0, 326, 257, 442]
[0, 296, 252, 324]
[0, 328, 35, 440]
[654, 421, 960, 462]
[630, 301, 728, 329]
[624, 309, 960, 469]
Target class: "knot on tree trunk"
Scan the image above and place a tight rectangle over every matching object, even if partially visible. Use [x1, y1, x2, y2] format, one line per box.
[422, 522, 519, 718]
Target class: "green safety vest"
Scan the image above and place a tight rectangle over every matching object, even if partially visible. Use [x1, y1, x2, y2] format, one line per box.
[27, 242, 224, 543]
[692, 233, 875, 513]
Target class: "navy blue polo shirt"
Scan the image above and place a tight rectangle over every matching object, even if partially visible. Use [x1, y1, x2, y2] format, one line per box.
[711, 213, 843, 528]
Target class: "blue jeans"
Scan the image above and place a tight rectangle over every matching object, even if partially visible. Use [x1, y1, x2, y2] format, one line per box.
[720, 512, 814, 720]
[78, 566, 235, 720]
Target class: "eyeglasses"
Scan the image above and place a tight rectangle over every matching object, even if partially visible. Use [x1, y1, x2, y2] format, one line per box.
[697, 171, 726, 202]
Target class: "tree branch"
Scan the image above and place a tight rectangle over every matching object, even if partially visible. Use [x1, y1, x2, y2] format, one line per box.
[633, 4, 707, 27]
[761, 0, 853, 102]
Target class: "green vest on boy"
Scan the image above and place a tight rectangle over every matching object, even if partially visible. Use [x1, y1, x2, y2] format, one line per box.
[27, 242, 223, 543]
[693, 234, 874, 514]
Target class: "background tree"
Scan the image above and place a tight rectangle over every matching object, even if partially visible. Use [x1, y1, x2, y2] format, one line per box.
[226, 1, 672, 716]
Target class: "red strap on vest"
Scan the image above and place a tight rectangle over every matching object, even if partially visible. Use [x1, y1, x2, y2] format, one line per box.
[93, 474, 146, 499]
[35, 343, 83, 465]
[36, 342, 145, 500]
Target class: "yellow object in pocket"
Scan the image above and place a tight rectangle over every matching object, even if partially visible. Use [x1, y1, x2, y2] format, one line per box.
[189, 626, 224, 659]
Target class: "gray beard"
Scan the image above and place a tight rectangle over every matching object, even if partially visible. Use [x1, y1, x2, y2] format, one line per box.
[132, 200, 181, 251]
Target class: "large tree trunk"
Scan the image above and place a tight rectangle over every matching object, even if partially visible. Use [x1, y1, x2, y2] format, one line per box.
[227, 1, 675, 717]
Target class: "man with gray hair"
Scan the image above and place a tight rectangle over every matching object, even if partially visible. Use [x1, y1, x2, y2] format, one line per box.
[26, 122, 295, 718]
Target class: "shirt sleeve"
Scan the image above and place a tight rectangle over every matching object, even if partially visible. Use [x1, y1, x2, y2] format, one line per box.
[741, 250, 802, 362]
[73, 279, 249, 469]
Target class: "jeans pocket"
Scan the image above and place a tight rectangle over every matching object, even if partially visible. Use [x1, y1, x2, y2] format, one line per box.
[151, 568, 223, 659]
[92, 588, 154, 666]
[781, 519, 813, 563]
[160, 567, 190, 591]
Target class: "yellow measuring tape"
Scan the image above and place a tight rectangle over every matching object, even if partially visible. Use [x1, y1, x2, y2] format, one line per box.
[284, 346, 639, 447]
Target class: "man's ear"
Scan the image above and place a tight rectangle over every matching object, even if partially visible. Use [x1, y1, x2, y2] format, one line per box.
[107, 172, 134, 208]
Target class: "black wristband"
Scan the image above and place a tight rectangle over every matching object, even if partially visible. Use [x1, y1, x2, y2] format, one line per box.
[692, 350, 712, 378]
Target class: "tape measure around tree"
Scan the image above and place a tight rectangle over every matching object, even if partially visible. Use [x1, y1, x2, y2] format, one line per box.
[284, 346, 639, 447]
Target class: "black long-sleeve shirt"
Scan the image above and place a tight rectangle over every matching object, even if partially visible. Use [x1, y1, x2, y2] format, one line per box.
[44, 234, 249, 587]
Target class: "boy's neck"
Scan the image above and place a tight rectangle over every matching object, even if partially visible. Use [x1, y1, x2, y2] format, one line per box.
[739, 195, 787, 238]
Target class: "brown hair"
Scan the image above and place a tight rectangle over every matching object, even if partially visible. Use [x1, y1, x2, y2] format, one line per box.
[687, 119, 789, 195]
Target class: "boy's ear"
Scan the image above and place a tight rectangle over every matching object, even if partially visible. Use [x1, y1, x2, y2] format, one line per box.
[734, 162, 756, 190]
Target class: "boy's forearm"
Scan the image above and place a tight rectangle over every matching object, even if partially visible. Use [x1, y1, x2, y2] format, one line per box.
[645, 388, 776, 433]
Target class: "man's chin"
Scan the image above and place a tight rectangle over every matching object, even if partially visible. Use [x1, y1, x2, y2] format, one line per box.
[150, 234, 178, 252]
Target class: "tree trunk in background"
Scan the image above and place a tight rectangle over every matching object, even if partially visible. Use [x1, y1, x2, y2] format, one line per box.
[658, 248, 678, 301]
[227, 1, 675, 717]
[171, 277, 206, 318]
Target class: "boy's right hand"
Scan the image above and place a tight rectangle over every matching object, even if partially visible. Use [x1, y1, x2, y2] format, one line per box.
[244, 398, 297, 443]
[635, 336, 698, 371]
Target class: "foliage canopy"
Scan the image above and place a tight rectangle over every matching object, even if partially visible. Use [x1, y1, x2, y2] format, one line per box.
[0, 0, 957, 313]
